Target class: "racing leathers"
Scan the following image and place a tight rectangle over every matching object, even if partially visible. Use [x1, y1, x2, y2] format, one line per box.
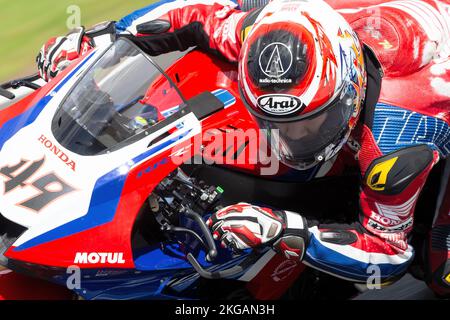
[38, 0, 450, 296]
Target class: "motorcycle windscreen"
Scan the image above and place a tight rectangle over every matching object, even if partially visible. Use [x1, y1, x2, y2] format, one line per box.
[51, 38, 185, 156]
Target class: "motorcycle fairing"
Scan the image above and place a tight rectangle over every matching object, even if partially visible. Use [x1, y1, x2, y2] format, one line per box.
[0, 41, 308, 300]
[0, 50, 97, 152]
[0, 42, 217, 268]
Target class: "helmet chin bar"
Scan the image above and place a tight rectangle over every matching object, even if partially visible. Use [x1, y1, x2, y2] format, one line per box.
[282, 156, 323, 171]
[280, 147, 327, 171]
[279, 127, 352, 172]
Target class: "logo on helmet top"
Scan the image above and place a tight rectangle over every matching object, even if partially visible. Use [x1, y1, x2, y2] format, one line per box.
[259, 43, 293, 84]
[257, 94, 305, 116]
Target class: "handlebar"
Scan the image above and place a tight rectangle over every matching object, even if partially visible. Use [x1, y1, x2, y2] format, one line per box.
[0, 74, 42, 100]
[1, 73, 41, 90]
[158, 169, 245, 279]
[180, 207, 254, 280]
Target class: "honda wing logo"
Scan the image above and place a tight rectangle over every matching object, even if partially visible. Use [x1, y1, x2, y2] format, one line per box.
[374, 190, 420, 222]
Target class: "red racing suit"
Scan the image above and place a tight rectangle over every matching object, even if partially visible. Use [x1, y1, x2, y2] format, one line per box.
[112, 0, 450, 295]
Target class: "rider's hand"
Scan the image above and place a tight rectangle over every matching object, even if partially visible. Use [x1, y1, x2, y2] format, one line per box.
[207, 203, 310, 260]
[37, 27, 93, 82]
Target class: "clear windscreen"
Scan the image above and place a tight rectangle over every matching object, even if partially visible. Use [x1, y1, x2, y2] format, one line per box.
[52, 38, 185, 156]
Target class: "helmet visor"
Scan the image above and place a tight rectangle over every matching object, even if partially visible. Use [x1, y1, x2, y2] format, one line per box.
[257, 82, 357, 168]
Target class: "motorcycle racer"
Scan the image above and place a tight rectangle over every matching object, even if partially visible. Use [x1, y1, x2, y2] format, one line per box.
[36, 0, 450, 297]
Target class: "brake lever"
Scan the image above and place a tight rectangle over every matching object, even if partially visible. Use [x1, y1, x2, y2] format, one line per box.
[181, 207, 218, 262]
[162, 224, 207, 249]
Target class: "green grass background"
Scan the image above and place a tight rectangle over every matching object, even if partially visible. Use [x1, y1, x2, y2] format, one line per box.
[0, 0, 154, 83]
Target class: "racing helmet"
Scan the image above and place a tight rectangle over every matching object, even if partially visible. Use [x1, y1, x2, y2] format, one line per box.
[239, 0, 366, 170]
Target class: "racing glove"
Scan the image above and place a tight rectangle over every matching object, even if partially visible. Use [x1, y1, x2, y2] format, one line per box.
[36, 27, 93, 82]
[207, 203, 310, 260]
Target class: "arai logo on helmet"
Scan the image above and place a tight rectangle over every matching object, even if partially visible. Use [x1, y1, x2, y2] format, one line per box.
[257, 94, 305, 116]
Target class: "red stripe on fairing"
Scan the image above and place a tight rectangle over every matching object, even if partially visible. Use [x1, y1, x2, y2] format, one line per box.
[0, 90, 43, 127]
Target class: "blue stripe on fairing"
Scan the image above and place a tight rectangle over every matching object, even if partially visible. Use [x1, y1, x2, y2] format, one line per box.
[213, 89, 236, 107]
[14, 128, 193, 251]
[0, 51, 96, 152]
[304, 233, 412, 282]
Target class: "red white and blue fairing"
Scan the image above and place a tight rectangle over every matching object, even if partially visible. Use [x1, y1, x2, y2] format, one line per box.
[113, 0, 450, 295]
[0, 0, 448, 299]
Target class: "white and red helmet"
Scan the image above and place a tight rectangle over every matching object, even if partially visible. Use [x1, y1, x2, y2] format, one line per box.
[239, 0, 366, 170]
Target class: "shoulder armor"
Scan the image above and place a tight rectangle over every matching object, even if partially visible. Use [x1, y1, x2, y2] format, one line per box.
[365, 145, 434, 195]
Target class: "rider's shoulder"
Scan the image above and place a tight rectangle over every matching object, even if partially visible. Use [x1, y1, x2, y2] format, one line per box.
[362, 101, 450, 160]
